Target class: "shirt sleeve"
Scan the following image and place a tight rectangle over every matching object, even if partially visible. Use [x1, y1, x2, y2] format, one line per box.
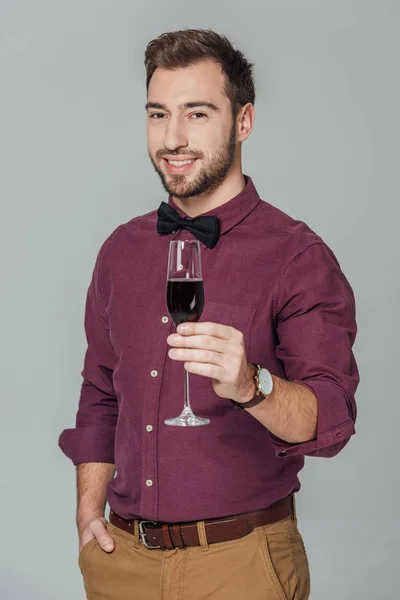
[58, 247, 118, 465]
[270, 241, 359, 459]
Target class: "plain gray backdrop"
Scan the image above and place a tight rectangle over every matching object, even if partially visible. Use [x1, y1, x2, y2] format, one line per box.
[1, 1, 399, 598]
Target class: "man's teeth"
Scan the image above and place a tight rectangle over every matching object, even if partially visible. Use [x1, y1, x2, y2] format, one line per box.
[167, 159, 196, 166]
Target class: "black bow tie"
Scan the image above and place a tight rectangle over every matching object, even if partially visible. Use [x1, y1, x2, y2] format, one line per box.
[157, 201, 220, 249]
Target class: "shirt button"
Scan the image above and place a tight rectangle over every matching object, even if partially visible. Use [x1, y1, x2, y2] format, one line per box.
[150, 370, 158, 377]
[146, 425, 153, 432]
[162, 316, 169, 323]
[146, 479, 153, 487]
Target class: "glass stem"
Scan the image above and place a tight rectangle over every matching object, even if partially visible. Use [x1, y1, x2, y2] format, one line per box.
[183, 367, 192, 412]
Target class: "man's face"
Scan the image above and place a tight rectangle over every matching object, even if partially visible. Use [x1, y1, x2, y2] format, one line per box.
[146, 60, 237, 199]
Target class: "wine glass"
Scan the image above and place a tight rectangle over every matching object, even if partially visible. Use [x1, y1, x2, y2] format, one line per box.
[165, 240, 210, 426]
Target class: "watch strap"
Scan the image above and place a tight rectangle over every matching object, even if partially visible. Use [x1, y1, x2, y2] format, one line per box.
[231, 364, 268, 411]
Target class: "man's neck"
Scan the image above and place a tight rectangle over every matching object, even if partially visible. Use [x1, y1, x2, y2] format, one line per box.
[172, 170, 246, 217]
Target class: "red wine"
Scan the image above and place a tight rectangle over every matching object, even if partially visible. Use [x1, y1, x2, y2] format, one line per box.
[167, 279, 204, 326]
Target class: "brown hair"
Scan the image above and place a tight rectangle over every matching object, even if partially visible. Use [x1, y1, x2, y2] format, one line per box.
[144, 29, 255, 115]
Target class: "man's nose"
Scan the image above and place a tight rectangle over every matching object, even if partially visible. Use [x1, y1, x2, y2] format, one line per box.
[164, 116, 188, 151]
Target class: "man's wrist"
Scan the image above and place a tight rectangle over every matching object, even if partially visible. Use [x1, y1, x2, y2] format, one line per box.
[234, 362, 257, 404]
[76, 512, 105, 532]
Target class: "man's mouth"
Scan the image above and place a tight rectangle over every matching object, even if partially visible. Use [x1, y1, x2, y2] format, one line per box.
[167, 159, 197, 166]
[162, 157, 199, 174]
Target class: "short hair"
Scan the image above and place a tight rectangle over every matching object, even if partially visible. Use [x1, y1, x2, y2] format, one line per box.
[144, 29, 255, 114]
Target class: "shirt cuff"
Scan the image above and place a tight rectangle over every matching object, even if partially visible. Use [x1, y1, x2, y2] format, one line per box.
[58, 426, 116, 465]
[270, 380, 356, 458]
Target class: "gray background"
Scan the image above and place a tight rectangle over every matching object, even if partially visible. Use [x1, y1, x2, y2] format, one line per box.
[1, 1, 398, 598]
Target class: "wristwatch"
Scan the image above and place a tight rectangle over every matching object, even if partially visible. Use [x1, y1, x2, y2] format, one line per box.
[231, 363, 274, 411]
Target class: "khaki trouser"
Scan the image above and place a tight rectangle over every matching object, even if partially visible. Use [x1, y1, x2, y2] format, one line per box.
[78, 508, 310, 600]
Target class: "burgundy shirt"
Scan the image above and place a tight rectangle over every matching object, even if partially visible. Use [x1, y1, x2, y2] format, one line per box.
[58, 176, 359, 522]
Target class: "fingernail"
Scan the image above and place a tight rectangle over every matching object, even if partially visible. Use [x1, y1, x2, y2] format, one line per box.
[105, 543, 113, 550]
[178, 324, 188, 333]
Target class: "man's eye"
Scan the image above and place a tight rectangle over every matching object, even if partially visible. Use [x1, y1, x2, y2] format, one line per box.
[150, 113, 166, 119]
[191, 113, 207, 119]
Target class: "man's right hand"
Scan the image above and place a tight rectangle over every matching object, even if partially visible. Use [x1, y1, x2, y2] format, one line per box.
[78, 516, 115, 554]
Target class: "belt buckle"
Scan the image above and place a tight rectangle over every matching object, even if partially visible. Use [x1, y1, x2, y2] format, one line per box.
[138, 520, 161, 549]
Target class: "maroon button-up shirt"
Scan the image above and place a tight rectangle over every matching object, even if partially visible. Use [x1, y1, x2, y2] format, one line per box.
[58, 176, 359, 522]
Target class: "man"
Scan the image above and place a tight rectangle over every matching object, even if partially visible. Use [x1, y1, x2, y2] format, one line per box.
[59, 29, 359, 600]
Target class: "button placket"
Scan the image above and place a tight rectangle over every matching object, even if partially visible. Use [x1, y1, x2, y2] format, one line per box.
[140, 316, 173, 519]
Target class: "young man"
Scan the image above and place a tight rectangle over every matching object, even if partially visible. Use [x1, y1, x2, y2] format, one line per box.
[59, 29, 359, 599]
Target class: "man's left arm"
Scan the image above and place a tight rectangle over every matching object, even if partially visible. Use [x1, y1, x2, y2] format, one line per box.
[253, 241, 359, 458]
[167, 241, 359, 458]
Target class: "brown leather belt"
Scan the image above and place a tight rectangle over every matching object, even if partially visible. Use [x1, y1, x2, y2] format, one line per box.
[109, 495, 294, 550]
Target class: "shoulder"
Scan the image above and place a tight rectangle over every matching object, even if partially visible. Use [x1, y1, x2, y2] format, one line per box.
[95, 207, 158, 268]
[254, 198, 327, 264]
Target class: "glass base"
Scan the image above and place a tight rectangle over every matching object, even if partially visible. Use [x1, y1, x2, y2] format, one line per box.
[165, 407, 210, 427]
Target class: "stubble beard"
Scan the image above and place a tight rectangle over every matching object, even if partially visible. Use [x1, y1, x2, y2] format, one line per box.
[149, 121, 237, 200]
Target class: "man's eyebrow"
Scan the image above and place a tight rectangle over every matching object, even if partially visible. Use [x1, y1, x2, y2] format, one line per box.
[145, 102, 166, 111]
[183, 101, 219, 111]
[145, 101, 219, 112]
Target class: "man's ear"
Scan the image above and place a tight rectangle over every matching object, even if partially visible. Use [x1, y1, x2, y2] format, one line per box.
[237, 103, 256, 142]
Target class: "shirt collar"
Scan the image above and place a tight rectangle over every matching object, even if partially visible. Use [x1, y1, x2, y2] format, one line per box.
[167, 175, 261, 237]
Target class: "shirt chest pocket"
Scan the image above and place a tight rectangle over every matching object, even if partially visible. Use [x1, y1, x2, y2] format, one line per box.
[199, 301, 256, 358]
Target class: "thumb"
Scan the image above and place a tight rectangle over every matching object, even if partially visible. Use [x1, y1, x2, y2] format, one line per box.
[99, 531, 115, 553]
[92, 519, 115, 553]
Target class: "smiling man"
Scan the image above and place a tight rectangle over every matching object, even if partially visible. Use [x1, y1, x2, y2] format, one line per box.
[59, 29, 359, 600]
[146, 64, 239, 209]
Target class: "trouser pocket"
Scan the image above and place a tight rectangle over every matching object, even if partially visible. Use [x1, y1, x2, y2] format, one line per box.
[78, 538, 98, 568]
[260, 516, 311, 600]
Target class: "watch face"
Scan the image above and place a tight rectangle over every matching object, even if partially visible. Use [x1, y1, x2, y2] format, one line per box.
[258, 368, 273, 396]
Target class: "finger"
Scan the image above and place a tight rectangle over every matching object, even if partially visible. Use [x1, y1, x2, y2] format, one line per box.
[167, 334, 229, 353]
[184, 361, 225, 380]
[91, 519, 114, 553]
[177, 322, 237, 340]
[169, 348, 224, 365]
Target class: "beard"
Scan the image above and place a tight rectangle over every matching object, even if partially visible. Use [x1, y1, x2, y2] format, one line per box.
[148, 121, 237, 199]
